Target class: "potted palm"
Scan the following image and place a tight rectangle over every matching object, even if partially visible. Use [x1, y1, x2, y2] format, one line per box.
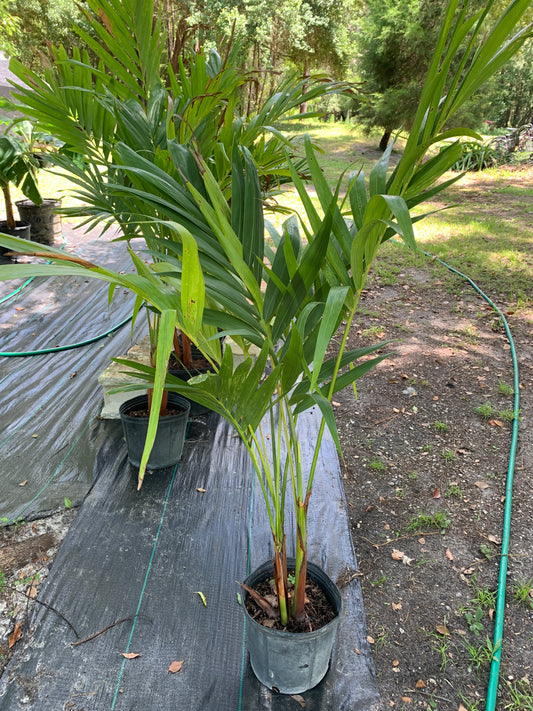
[0, 0, 530, 695]
[0, 125, 41, 250]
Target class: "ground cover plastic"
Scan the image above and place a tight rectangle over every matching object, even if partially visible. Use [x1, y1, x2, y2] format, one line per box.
[0, 409, 379, 710]
[0, 234, 144, 523]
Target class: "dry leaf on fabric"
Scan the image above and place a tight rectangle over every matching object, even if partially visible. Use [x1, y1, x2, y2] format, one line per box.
[121, 652, 140, 659]
[8, 621, 22, 648]
[168, 660, 184, 673]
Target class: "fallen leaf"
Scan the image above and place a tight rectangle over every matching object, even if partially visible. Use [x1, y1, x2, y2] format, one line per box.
[435, 624, 450, 636]
[31, 434, 38, 439]
[168, 660, 184, 673]
[418, 537, 425, 545]
[446, 548, 454, 561]
[15, 306, 24, 311]
[19, 480, 27, 487]
[415, 679, 426, 689]
[332, 401, 340, 407]
[354, 647, 361, 654]
[391, 602, 402, 611]
[400, 697, 412, 703]
[291, 695, 306, 708]
[194, 591, 207, 607]
[475, 481, 490, 490]
[391, 549, 404, 561]
[121, 653, 140, 659]
[458, 704, 468, 711]
[489, 419, 505, 428]
[196, 488, 206, 493]
[366, 635, 375, 644]
[8, 622, 22, 648]
[487, 534, 501, 545]
[392, 659, 399, 667]
[26, 586, 38, 599]
[433, 487, 441, 499]
[389, 701, 395, 707]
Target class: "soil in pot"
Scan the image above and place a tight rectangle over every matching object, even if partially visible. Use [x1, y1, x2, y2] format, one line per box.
[245, 571, 337, 633]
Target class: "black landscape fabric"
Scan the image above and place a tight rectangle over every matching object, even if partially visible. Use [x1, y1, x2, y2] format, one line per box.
[0, 231, 379, 709]
[0, 412, 379, 710]
[0, 234, 144, 522]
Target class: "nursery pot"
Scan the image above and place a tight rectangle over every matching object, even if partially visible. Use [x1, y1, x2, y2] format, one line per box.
[0, 221, 31, 256]
[119, 393, 190, 470]
[243, 559, 342, 694]
[16, 199, 62, 245]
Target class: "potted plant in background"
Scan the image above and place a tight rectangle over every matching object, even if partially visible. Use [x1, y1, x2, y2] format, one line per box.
[0, 123, 41, 249]
[0, 0, 530, 695]
[9, 120, 64, 245]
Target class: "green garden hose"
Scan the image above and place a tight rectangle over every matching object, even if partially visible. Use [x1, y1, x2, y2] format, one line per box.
[411, 247, 520, 711]
[0, 312, 134, 356]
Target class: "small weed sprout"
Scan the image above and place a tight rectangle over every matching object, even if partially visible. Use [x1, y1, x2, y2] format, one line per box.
[498, 381, 514, 396]
[474, 402, 494, 420]
[368, 457, 386, 472]
[502, 677, 533, 711]
[480, 543, 495, 560]
[406, 511, 451, 532]
[462, 636, 497, 672]
[498, 408, 521, 422]
[361, 325, 386, 340]
[511, 577, 533, 609]
[445, 483, 463, 500]
[441, 448, 457, 462]
[433, 420, 449, 433]
[464, 606, 484, 635]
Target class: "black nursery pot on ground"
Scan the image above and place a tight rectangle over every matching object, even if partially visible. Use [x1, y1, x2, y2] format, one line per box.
[16, 199, 62, 245]
[0, 221, 30, 256]
[119, 393, 190, 470]
[243, 559, 343, 694]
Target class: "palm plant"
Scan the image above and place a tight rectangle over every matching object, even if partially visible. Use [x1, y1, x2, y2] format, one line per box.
[0, 126, 41, 230]
[0, 0, 531, 638]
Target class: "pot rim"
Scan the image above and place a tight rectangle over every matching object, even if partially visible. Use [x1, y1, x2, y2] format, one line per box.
[243, 558, 343, 639]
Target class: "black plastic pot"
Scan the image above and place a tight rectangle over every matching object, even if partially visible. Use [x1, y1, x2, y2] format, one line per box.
[119, 393, 190, 470]
[16, 199, 62, 245]
[0, 221, 31, 257]
[243, 559, 342, 694]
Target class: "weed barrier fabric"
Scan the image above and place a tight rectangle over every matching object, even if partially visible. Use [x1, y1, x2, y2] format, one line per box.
[0, 237, 144, 523]
[0, 410, 379, 710]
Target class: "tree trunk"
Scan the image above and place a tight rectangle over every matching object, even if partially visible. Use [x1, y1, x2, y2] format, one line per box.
[299, 57, 310, 114]
[379, 129, 392, 152]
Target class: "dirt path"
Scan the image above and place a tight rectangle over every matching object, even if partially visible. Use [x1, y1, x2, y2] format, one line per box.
[338, 253, 533, 710]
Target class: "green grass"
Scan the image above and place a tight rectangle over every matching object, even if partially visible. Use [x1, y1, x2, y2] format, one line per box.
[474, 402, 494, 420]
[406, 511, 451, 532]
[511, 577, 533, 609]
[283, 121, 533, 313]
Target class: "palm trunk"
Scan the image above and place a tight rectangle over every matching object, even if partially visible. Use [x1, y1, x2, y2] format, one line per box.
[2, 185, 16, 229]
